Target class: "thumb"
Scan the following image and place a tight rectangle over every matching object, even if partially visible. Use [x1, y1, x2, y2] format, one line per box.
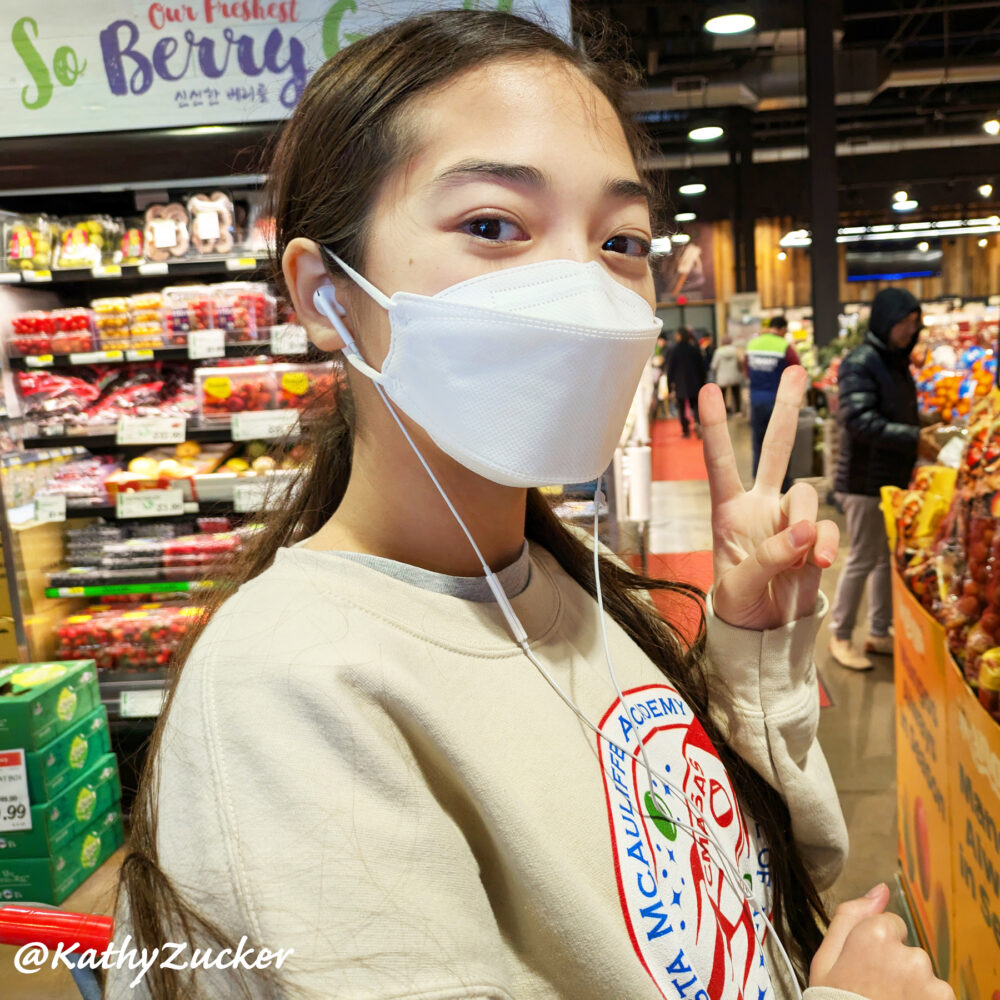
[719, 519, 817, 599]
[811, 883, 890, 984]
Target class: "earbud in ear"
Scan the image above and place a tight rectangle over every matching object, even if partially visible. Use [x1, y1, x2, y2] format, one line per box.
[313, 283, 358, 354]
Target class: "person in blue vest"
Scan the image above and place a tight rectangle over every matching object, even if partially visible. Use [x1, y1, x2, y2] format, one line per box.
[745, 315, 801, 492]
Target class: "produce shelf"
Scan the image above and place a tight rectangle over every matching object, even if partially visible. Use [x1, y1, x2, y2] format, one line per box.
[45, 580, 219, 599]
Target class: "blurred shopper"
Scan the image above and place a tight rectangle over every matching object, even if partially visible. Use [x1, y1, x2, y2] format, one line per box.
[709, 334, 743, 415]
[666, 327, 706, 437]
[829, 287, 941, 670]
[649, 329, 671, 421]
[746, 315, 800, 490]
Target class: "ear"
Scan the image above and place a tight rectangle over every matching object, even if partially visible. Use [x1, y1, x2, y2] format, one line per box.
[282, 237, 355, 353]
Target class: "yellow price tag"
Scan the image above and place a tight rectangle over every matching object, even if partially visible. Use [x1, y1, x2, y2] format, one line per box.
[121, 611, 147, 620]
[202, 376, 232, 400]
[281, 372, 309, 396]
[66, 615, 92, 624]
[67, 587, 85, 596]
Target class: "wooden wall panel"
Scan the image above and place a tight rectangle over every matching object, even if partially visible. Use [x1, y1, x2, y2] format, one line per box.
[711, 219, 1000, 308]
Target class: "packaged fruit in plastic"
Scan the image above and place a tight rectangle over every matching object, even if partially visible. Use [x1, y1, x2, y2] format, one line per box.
[53, 216, 123, 269]
[274, 362, 337, 410]
[9, 311, 55, 355]
[211, 283, 259, 343]
[3, 214, 54, 271]
[164, 286, 215, 336]
[196, 366, 277, 421]
[120, 220, 145, 265]
[227, 281, 277, 336]
[127, 292, 166, 348]
[978, 650, 1000, 722]
[91, 297, 131, 350]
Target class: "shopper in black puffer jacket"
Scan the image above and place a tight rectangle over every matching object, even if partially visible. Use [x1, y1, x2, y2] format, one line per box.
[829, 287, 941, 670]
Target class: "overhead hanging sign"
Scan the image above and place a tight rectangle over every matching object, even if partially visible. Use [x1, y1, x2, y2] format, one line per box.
[2, 0, 571, 138]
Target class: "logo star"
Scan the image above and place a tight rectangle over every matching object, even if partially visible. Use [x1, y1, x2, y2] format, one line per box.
[671, 890, 682, 907]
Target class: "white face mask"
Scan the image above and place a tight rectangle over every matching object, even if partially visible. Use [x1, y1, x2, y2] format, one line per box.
[314, 252, 662, 487]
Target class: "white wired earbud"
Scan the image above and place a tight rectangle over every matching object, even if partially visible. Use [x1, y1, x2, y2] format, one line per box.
[311, 283, 803, 1000]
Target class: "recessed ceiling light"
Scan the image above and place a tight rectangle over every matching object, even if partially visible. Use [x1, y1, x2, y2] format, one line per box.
[893, 190, 909, 203]
[984, 119, 1000, 136]
[777, 251, 787, 261]
[991, 215, 1000, 225]
[704, 12, 756, 34]
[917, 241, 930, 252]
[671, 233, 692, 244]
[979, 238, 989, 247]
[980, 183, 994, 198]
[892, 199, 919, 212]
[688, 125, 724, 142]
[674, 211, 697, 223]
[678, 182, 707, 196]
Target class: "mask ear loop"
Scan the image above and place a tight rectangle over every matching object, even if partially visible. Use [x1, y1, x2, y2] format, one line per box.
[313, 253, 802, 1000]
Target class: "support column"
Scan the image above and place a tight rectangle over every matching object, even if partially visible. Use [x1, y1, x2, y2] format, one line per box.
[805, 0, 839, 347]
[730, 108, 756, 294]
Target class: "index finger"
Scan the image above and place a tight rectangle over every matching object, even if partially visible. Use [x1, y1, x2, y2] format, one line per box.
[698, 382, 744, 505]
[754, 365, 807, 493]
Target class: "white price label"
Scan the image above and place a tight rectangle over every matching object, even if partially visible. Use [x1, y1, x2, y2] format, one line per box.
[22, 270, 52, 283]
[0, 272, 22, 284]
[0, 750, 32, 832]
[195, 210, 221, 242]
[151, 219, 178, 249]
[69, 350, 124, 365]
[187, 329, 225, 360]
[115, 488, 185, 519]
[270, 324, 308, 355]
[34, 494, 67, 523]
[25, 355, 54, 368]
[230, 409, 299, 441]
[126, 349, 155, 361]
[232, 479, 269, 513]
[116, 415, 186, 446]
[137, 262, 169, 277]
[225, 257, 257, 271]
[91, 264, 122, 278]
[120, 688, 166, 719]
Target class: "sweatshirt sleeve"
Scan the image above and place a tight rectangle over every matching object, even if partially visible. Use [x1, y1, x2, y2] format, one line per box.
[703, 588, 849, 891]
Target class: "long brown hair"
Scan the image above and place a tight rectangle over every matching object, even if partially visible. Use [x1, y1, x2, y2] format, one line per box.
[116, 10, 827, 997]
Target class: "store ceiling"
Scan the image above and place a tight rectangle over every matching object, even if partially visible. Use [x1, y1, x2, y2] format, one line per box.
[574, 0, 1000, 223]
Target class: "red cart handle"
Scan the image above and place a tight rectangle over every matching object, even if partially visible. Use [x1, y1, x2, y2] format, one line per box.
[0, 906, 113, 953]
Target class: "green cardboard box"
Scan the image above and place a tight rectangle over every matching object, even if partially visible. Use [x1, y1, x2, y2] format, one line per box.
[0, 660, 100, 751]
[0, 753, 120, 859]
[24, 706, 110, 804]
[0, 807, 123, 905]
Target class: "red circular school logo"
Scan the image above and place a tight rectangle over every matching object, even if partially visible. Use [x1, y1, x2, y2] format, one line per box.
[598, 684, 774, 1000]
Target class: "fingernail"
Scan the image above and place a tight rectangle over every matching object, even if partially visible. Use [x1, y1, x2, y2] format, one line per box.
[818, 549, 835, 565]
[790, 522, 812, 547]
[865, 883, 886, 899]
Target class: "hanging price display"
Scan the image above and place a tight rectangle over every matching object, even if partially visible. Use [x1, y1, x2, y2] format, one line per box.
[115, 489, 185, 519]
[120, 688, 167, 719]
[232, 480, 269, 513]
[34, 494, 67, 523]
[0, 750, 32, 832]
[270, 324, 308, 355]
[230, 409, 299, 441]
[187, 329, 226, 360]
[137, 262, 169, 277]
[116, 416, 186, 446]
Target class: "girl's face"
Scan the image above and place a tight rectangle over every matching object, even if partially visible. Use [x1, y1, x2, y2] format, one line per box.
[341, 55, 656, 361]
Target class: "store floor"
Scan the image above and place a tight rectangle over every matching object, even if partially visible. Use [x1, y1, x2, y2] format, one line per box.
[0, 413, 898, 998]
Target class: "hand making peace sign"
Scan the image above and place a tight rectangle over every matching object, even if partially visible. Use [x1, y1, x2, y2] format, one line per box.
[698, 366, 840, 631]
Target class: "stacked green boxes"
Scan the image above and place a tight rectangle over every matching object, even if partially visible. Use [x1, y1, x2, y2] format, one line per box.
[0, 661, 124, 904]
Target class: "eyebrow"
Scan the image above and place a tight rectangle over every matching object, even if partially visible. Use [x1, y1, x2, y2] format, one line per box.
[432, 159, 653, 204]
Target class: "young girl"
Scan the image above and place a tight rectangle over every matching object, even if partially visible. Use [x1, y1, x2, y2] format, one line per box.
[110, 11, 953, 1000]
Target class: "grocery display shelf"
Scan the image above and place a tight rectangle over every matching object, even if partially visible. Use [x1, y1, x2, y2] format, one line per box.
[22, 422, 237, 450]
[6, 341, 310, 370]
[45, 579, 219, 599]
[98, 670, 169, 723]
[0, 255, 265, 286]
[68, 499, 238, 522]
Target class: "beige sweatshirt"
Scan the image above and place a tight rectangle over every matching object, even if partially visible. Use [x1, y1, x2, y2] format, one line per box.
[108, 539, 861, 1000]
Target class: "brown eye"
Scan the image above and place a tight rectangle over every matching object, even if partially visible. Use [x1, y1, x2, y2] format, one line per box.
[603, 234, 651, 257]
[463, 217, 526, 241]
